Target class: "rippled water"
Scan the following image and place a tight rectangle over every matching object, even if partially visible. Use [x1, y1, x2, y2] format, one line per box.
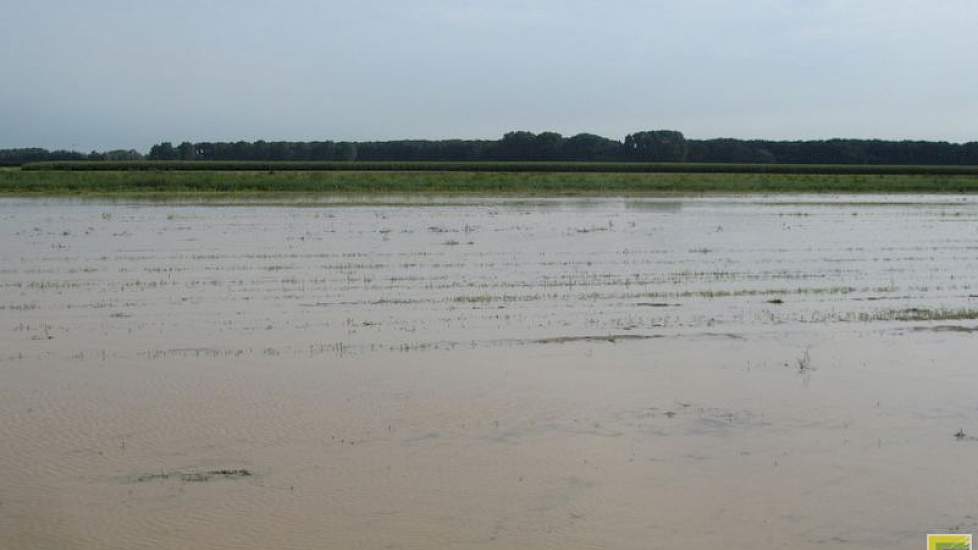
[2, 195, 978, 549]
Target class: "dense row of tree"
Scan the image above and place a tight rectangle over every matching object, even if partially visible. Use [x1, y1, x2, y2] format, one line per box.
[687, 138, 978, 164]
[0, 148, 143, 164]
[0, 148, 86, 164]
[5, 131, 978, 165]
[141, 131, 701, 162]
[143, 131, 978, 164]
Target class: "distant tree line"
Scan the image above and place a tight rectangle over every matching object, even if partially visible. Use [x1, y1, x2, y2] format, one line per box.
[141, 131, 978, 164]
[5, 131, 978, 165]
[0, 147, 143, 165]
[141, 131, 700, 162]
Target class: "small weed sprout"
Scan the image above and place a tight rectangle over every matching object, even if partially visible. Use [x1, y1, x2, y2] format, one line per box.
[796, 349, 813, 373]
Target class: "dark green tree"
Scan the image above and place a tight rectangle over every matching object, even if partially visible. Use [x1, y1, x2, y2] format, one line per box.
[534, 132, 564, 160]
[563, 133, 620, 161]
[335, 142, 358, 161]
[623, 131, 688, 161]
[496, 131, 537, 160]
[148, 142, 177, 160]
[177, 142, 195, 161]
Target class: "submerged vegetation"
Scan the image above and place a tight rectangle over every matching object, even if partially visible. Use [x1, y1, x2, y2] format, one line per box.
[4, 168, 978, 195]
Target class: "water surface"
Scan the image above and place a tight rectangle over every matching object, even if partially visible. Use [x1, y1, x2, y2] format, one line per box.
[2, 195, 977, 549]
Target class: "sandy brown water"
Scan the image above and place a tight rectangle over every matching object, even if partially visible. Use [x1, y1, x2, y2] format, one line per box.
[2, 194, 978, 549]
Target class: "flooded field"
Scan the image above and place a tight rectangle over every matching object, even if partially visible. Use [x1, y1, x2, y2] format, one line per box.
[2, 194, 978, 549]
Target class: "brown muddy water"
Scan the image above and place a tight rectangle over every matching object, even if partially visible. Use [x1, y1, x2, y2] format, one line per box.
[2, 195, 978, 549]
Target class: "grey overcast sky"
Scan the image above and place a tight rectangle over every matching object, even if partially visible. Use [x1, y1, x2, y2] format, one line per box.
[1, 0, 977, 151]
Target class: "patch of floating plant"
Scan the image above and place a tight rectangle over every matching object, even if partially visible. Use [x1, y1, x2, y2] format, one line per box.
[855, 308, 978, 322]
[912, 325, 978, 334]
[696, 332, 746, 340]
[452, 293, 549, 304]
[851, 295, 913, 302]
[531, 334, 665, 344]
[128, 468, 253, 484]
[123, 331, 771, 363]
[139, 347, 249, 360]
[572, 225, 610, 234]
